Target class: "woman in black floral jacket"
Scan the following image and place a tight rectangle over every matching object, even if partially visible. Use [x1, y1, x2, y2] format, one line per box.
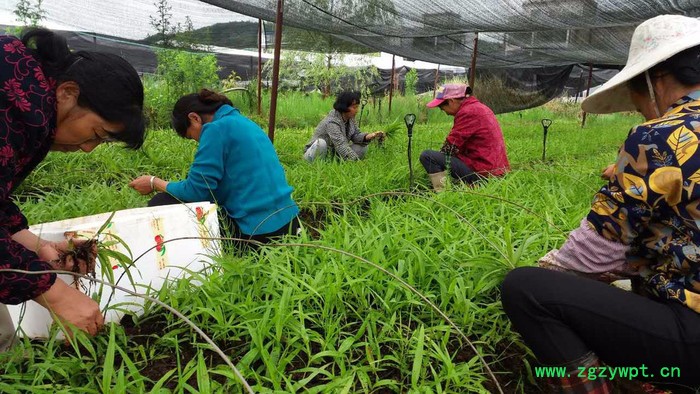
[0, 28, 145, 348]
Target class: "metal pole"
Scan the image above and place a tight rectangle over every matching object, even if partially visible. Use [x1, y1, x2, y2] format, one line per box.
[388, 54, 396, 114]
[257, 18, 262, 116]
[581, 63, 594, 128]
[469, 32, 479, 89]
[433, 64, 440, 98]
[268, 0, 285, 143]
[574, 70, 583, 102]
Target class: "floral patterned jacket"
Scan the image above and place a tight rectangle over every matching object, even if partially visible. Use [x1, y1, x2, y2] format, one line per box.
[587, 91, 700, 312]
[0, 35, 57, 304]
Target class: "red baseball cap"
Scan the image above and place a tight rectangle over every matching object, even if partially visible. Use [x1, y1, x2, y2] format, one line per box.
[427, 84, 469, 108]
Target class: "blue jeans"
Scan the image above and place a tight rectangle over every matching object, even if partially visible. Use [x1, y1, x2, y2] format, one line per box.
[419, 150, 479, 183]
[502, 267, 700, 386]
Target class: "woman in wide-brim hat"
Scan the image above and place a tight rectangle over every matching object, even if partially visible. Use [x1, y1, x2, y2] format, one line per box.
[501, 14, 700, 393]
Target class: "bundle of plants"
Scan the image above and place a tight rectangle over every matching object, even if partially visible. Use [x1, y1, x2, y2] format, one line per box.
[55, 238, 99, 277]
[382, 117, 403, 138]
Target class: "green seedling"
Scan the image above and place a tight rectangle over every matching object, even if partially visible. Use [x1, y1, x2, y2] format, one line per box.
[383, 116, 403, 137]
[3, 98, 640, 392]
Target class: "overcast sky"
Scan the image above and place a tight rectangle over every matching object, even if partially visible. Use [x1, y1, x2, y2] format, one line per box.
[0, 0, 462, 70]
[0, 0, 255, 39]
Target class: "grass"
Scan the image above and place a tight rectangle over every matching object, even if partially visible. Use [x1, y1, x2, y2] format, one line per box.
[1, 97, 640, 393]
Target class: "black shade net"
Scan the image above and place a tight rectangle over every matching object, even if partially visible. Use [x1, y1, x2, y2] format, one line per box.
[4, 0, 698, 112]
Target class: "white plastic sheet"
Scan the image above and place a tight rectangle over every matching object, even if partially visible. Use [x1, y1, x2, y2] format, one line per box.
[7, 202, 220, 338]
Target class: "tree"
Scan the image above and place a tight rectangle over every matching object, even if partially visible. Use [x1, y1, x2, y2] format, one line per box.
[404, 68, 418, 96]
[9, 0, 45, 35]
[262, 50, 379, 97]
[149, 0, 176, 47]
[282, 0, 398, 97]
[172, 16, 210, 50]
[148, 1, 205, 50]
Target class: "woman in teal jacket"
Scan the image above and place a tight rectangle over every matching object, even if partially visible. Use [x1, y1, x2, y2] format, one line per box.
[130, 89, 299, 247]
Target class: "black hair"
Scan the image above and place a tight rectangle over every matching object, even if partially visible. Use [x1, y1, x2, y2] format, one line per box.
[333, 91, 361, 113]
[628, 44, 700, 94]
[171, 89, 233, 138]
[21, 28, 146, 149]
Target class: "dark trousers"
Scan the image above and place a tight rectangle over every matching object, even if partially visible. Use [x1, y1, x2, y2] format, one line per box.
[148, 192, 300, 250]
[501, 267, 700, 386]
[419, 150, 480, 183]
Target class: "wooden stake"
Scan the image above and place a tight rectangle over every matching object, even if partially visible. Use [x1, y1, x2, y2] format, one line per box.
[388, 54, 396, 114]
[268, 0, 285, 143]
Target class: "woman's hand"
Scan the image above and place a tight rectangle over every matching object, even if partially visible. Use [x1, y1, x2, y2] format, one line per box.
[38, 239, 97, 274]
[33, 279, 104, 336]
[37, 242, 62, 265]
[601, 164, 615, 180]
[129, 175, 156, 195]
[365, 131, 385, 142]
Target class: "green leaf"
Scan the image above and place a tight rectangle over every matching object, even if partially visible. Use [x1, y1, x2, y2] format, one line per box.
[101, 323, 116, 391]
[411, 325, 426, 388]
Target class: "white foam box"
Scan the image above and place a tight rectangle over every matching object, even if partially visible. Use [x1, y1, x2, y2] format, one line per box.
[7, 202, 221, 338]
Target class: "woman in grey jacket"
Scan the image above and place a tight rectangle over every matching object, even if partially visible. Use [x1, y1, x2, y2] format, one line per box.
[304, 91, 384, 161]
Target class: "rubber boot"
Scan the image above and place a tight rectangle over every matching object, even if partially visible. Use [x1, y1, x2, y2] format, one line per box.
[428, 171, 447, 192]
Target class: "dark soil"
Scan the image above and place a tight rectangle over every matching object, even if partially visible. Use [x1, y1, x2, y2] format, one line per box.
[297, 198, 381, 240]
[478, 339, 697, 394]
[36, 310, 691, 393]
[329, 198, 372, 218]
[119, 313, 245, 390]
[298, 207, 328, 239]
[479, 340, 544, 394]
[11, 185, 53, 203]
[276, 316, 541, 393]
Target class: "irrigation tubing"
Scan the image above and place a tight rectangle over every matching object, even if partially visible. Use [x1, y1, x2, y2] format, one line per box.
[0, 268, 255, 394]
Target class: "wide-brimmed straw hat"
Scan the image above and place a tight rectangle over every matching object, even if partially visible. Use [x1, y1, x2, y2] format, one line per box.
[581, 15, 700, 114]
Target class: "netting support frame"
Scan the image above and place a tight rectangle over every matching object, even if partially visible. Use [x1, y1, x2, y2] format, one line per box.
[581, 63, 594, 128]
[469, 32, 479, 89]
[433, 64, 441, 98]
[257, 18, 263, 116]
[268, 0, 285, 143]
[388, 54, 396, 114]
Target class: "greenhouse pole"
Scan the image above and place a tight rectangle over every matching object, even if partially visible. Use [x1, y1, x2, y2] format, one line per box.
[574, 70, 584, 102]
[469, 32, 479, 89]
[388, 54, 396, 114]
[433, 64, 440, 98]
[257, 19, 263, 116]
[581, 63, 594, 128]
[268, 0, 285, 143]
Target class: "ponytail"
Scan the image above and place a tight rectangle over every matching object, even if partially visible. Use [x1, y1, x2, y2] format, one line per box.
[21, 28, 146, 149]
[21, 28, 78, 78]
[171, 89, 232, 138]
[198, 89, 233, 107]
